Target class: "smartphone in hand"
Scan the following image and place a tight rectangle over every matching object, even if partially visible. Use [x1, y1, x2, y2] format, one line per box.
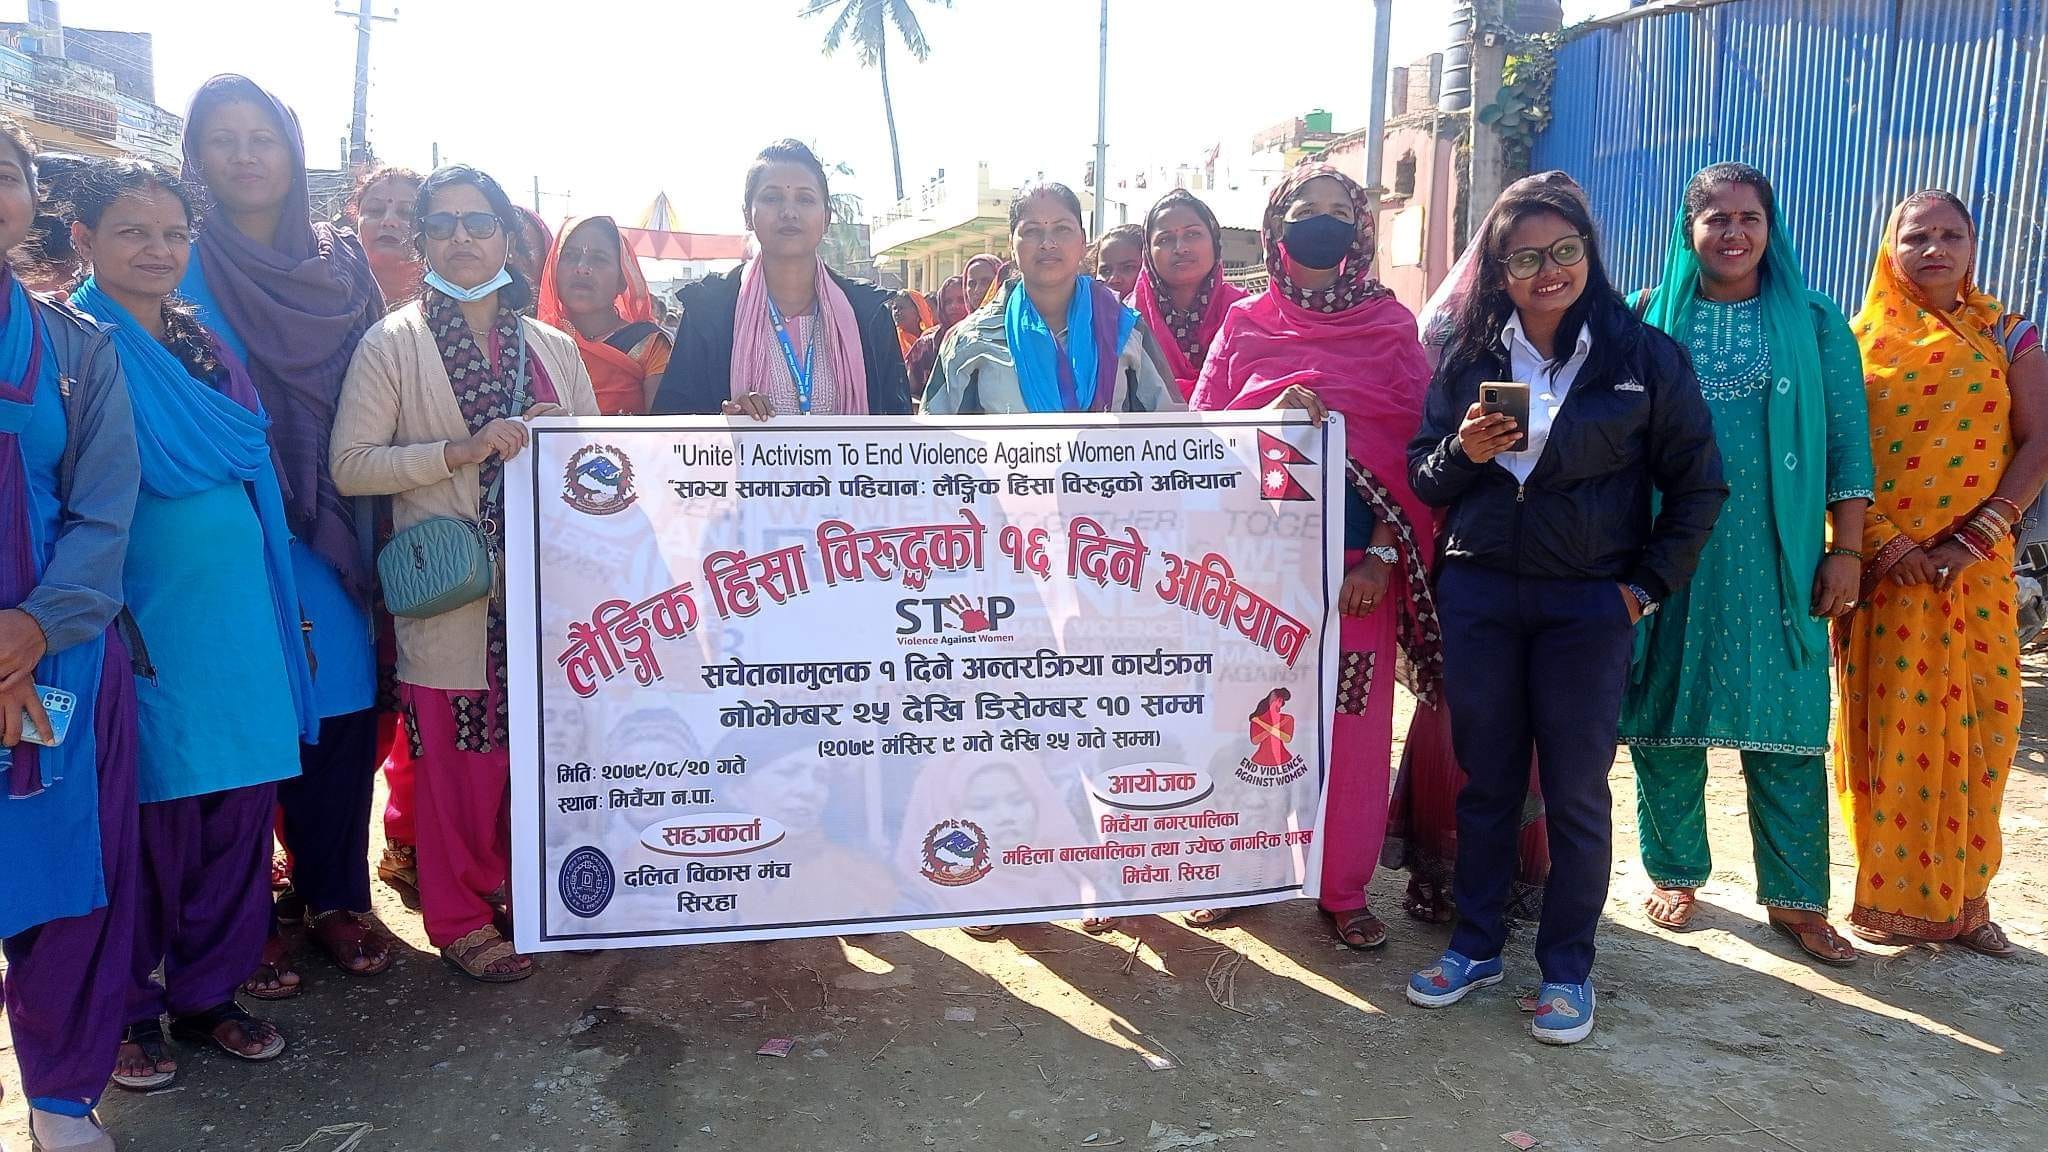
[1480, 382, 1531, 453]
[19, 685, 76, 747]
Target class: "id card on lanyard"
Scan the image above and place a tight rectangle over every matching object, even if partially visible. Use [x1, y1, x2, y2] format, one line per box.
[767, 298, 818, 415]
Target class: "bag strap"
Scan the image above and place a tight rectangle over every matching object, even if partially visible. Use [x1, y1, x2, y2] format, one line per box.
[477, 327, 527, 535]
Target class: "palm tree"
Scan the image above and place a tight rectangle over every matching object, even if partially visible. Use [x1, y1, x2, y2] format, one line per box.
[800, 0, 952, 204]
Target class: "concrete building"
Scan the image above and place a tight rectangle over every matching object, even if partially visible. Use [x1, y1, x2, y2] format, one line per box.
[868, 163, 1018, 295]
[1323, 54, 1462, 314]
[0, 3, 183, 166]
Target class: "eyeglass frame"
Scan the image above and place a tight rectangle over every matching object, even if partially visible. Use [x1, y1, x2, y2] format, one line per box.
[1500, 234, 1589, 281]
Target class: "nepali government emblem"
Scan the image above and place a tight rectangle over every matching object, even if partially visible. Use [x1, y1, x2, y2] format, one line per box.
[562, 444, 636, 516]
[919, 819, 992, 887]
[559, 845, 616, 918]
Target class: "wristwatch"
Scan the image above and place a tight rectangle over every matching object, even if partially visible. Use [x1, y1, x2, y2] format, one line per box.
[1365, 544, 1399, 566]
[1626, 583, 1659, 617]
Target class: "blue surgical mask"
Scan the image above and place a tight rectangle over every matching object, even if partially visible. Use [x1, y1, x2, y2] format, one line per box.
[424, 265, 512, 303]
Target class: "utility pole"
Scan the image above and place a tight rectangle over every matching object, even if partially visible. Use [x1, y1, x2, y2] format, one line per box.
[1092, 0, 1108, 235]
[1364, 0, 1393, 214]
[533, 175, 542, 214]
[334, 0, 397, 171]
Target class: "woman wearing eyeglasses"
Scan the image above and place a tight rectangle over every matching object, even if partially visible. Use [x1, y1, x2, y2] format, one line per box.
[1404, 179, 1726, 1045]
[331, 165, 598, 982]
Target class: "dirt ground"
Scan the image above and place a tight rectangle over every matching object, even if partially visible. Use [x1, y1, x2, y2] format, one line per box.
[7, 661, 2048, 1152]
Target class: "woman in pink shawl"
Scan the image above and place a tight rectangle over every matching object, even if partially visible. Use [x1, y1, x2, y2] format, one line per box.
[1132, 189, 1247, 399]
[1186, 163, 1443, 949]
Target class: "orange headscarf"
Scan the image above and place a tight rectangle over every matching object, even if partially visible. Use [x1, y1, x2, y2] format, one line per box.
[896, 291, 934, 359]
[539, 215, 661, 414]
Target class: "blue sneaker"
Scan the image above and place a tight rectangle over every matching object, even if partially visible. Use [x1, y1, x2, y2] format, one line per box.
[1530, 980, 1596, 1045]
[1406, 949, 1504, 1008]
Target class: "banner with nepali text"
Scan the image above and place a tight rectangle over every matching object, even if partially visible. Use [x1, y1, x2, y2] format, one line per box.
[506, 413, 1341, 951]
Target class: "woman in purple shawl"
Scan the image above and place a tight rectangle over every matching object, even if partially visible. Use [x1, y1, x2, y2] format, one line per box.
[177, 74, 390, 994]
[0, 117, 143, 1152]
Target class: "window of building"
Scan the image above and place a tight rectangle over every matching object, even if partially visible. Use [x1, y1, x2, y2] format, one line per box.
[1393, 151, 1418, 199]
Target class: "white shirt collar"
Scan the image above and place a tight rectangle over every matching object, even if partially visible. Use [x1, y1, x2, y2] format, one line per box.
[1501, 312, 1595, 365]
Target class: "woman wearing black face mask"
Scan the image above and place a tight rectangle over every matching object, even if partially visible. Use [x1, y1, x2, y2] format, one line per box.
[1181, 164, 1441, 950]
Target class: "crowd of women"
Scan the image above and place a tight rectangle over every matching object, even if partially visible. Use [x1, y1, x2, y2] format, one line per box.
[0, 68, 2039, 1150]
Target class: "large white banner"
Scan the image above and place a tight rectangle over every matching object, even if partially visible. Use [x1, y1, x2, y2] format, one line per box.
[506, 413, 1342, 952]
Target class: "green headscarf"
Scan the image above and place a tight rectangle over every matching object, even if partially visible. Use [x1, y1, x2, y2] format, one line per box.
[1641, 175, 1830, 669]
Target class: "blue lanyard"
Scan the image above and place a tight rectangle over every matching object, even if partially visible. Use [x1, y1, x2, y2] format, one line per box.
[767, 298, 818, 415]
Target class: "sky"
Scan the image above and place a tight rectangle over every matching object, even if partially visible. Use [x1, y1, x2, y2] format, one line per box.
[47, 0, 1625, 234]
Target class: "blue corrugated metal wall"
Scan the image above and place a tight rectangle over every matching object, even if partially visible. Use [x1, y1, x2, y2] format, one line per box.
[1532, 0, 2048, 322]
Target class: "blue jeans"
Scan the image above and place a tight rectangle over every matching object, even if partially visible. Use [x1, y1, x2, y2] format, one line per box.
[1438, 561, 1635, 985]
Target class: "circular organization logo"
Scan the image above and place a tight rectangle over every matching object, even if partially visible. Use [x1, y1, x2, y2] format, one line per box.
[919, 818, 992, 887]
[558, 845, 616, 918]
[561, 444, 636, 516]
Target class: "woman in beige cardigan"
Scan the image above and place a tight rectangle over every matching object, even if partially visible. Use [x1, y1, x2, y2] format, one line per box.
[332, 165, 597, 982]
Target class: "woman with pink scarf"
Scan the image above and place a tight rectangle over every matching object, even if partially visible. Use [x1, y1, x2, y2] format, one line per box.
[650, 140, 910, 417]
[1185, 164, 1442, 949]
[1131, 189, 1246, 399]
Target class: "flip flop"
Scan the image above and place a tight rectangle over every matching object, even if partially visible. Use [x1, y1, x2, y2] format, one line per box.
[1327, 908, 1388, 951]
[169, 1002, 287, 1063]
[1182, 907, 1238, 930]
[110, 1020, 177, 1092]
[1645, 888, 1697, 931]
[1771, 917, 1858, 967]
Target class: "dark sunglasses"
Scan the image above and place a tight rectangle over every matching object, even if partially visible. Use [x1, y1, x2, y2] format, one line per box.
[1502, 234, 1588, 281]
[421, 211, 503, 241]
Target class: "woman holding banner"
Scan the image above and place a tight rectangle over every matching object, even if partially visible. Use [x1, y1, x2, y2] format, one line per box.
[331, 164, 598, 983]
[1184, 163, 1440, 950]
[650, 140, 909, 419]
[924, 182, 1178, 416]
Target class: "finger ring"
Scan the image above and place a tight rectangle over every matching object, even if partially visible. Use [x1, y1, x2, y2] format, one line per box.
[1937, 566, 1952, 578]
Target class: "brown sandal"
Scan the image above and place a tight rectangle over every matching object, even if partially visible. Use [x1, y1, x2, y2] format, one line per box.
[440, 925, 533, 983]
[240, 935, 302, 1001]
[1079, 917, 1120, 935]
[1645, 887, 1698, 931]
[306, 910, 393, 976]
[1327, 908, 1388, 951]
[1954, 922, 2019, 959]
[376, 843, 419, 899]
[1182, 907, 1238, 929]
[1402, 879, 1454, 925]
[1770, 916, 1858, 967]
[1849, 924, 1912, 946]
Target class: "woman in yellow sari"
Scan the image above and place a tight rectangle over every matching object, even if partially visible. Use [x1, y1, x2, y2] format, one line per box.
[1838, 190, 2048, 957]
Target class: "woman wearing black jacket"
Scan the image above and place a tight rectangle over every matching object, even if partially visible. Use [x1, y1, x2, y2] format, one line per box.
[1402, 179, 1726, 1045]
[650, 140, 911, 417]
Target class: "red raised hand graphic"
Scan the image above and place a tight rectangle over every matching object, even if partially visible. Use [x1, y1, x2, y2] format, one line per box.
[948, 595, 991, 633]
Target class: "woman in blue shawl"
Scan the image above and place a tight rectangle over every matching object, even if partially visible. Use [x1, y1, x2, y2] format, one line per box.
[66, 159, 319, 1093]
[1619, 164, 1874, 966]
[0, 118, 142, 1152]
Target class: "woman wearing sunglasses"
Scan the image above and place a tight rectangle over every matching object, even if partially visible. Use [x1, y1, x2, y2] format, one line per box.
[1404, 178, 1726, 1045]
[331, 164, 598, 982]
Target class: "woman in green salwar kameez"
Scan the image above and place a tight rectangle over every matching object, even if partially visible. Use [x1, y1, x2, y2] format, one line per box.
[1619, 164, 1873, 965]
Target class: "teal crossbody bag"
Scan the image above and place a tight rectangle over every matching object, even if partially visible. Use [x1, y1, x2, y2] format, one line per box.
[377, 336, 527, 619]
